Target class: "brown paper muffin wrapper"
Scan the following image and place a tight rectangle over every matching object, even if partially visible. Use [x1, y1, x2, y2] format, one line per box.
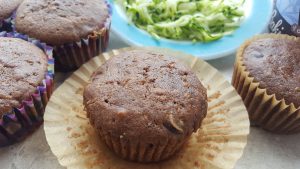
[44, 47, 249, 169]
[0, 32, 54, 147]
[96, 129, 188, 163]
[54, 2, 111, 72]
[232, 34, 300, 134]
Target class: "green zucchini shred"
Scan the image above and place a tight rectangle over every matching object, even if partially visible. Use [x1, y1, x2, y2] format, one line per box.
[119, 0, 245, 42]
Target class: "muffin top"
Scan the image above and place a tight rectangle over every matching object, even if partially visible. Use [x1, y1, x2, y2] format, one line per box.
[84, 50, 207, 144]
[15, 0, 109, 45]
[0, 0, 23, 20]
[243, 36, 300, 107]
[0, 37, 48, 116]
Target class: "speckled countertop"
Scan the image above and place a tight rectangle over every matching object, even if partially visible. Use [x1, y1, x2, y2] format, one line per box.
[0, 33, 299, 169]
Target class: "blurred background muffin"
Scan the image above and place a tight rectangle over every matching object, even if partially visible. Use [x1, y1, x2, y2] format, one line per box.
[232, 34, 300, 134]
[0, 0, 23, 32]
[15, 0, 111, 71]
[0, 32, 53, 146]
[84, 49, 207, 162]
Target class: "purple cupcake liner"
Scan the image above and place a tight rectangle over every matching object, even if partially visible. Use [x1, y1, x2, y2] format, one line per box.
[0, 31, 54, 147]
[52, 1, 112, 72]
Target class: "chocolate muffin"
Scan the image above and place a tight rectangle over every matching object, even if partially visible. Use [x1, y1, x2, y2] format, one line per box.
[243, 37, 300, 106]
[84, 50, 207, 162]
[15, 0, 111, 71]
[0, 35, 53, 146]
[0, 37, 48, 114]
[232, 34, 300, 133]
[0, 0, 23, 31]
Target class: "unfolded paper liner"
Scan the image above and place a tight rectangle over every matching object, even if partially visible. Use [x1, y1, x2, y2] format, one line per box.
[232, 34, 300, 134]
[44, 47, 250, 169]
[0, 31, 54, 147]
[54, 1, 112, 72]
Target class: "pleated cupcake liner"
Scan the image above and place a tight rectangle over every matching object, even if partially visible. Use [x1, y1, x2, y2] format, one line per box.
[0, 11, 16, 32]
[94, 126, 189, 163]
[0, 31, 54, 147]
[53, 1, 112, 72]
[232, 34, 300, 134]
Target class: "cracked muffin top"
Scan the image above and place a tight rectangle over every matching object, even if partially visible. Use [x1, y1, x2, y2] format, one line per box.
[0, 37, 48, 116]
[15, 0, 109, 45]
[84, 49, 207, 144]
[0, 0, 23, 20]
[243, 36, 300, 108]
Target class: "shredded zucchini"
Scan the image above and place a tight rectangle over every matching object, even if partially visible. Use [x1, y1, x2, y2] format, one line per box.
[118, 0, 245, 42]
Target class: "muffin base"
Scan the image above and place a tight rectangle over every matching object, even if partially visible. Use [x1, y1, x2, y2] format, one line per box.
[96, 129, 187, 163]
[54, 28, 110, 72]
[0, 32, 54, 147]
[232, 34, 300, 134]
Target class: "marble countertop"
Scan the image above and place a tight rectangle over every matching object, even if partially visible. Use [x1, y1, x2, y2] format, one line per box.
[0, 33, 299, 169]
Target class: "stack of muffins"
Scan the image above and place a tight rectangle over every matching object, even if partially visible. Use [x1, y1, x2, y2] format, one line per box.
[0, 0, 111, 146]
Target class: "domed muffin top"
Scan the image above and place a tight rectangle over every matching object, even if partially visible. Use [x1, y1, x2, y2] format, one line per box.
[243, 37, 300, 107]
[0, 37, 48, 116]
[15, 0, 109, 45]
[0, 0, 23, 20]
[84, 49, 207, 144]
